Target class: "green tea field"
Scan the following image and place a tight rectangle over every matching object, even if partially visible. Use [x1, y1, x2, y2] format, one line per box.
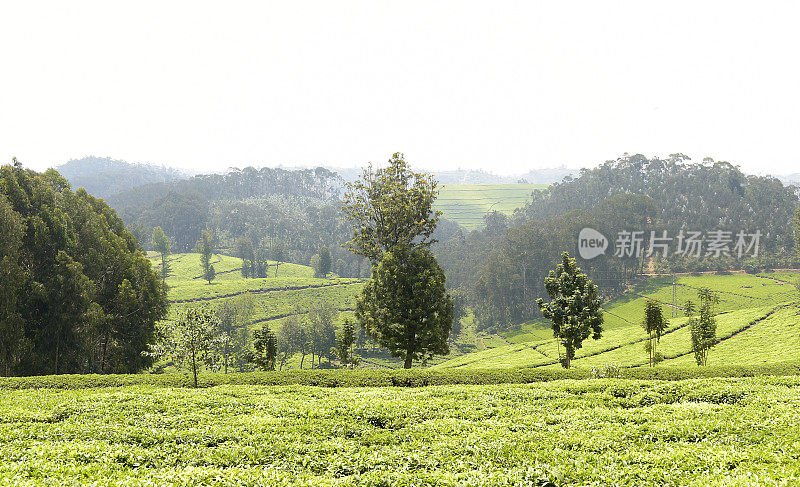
[4, 376, 800, 485]
[433, 183, 547, 230]
[443, 272, 800, 370]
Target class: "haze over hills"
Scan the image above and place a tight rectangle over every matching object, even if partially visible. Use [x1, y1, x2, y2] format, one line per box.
[55, 156, 192, 200]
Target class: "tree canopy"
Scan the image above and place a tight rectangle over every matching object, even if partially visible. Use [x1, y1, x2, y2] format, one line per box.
[342, 153, 441, 264]
[537, 252, 604, 368]
[356, 244, 453, 369]
[0, 162, 169, 376]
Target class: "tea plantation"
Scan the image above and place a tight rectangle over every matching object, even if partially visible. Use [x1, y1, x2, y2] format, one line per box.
[3, 375, 800, 485]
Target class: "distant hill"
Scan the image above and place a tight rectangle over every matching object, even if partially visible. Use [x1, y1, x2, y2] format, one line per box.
[56, 156, 190, 200]
[434, 183, 547, 230]
[327, 166, 578, 185]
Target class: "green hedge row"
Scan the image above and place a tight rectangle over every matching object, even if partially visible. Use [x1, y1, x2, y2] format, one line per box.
[2, 362, 800, 390]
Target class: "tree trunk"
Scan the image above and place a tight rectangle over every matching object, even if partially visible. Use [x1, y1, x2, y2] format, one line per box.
[192, 349, 198, 388]
[100, 330, 110, 373]
[404, 354, 413, 369]
[564, 344, 573, 369]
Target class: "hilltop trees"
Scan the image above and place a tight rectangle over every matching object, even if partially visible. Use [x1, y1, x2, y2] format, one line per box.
[0, 162, 169, 376]
[342, 152, 441, 264]
[344, 153, 454, 368]
[537, 252, 604, 369]
[642, 301, 667, 366]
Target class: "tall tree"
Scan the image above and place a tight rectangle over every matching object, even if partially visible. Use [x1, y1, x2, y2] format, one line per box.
[151, 226, 171, 283]
[251, 324, 277, 371]
[235, 237, 255, 278]
[537, 252, 604, 369]
[356, 243, 453, 368]
[449, 289, 468, 344]
[214, 294, 255, 373]
[197, 229, 215, 284]
[642, 300, 667, 366]
[336, 319, 359, 368]
[316, 246, 332, 278]
[307, 302, 337, 366]
[342, 152, 441, 264]
[689, 287, 719, 366]
[794, 207, 800, 259]
[1, 163, 168, 376]
[0, 195, 26, 376]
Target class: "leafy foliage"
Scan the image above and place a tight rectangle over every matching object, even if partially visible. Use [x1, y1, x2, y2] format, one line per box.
[148, 305, 221, 387]
[537, 252, 604, 368]
[0, 163, 169, 376]
[357, 244, 453, 368]
[342, 152, 441, 264]
[690, 287, 720, 366]
[251, 324, 277, 371]
[642, 301, 667, 366]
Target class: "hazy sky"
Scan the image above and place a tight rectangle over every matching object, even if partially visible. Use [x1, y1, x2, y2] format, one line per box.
[1, 1, 799, 175]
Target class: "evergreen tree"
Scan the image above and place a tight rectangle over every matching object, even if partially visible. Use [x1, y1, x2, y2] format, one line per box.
[356, 243, 453, 368]
[642, 301, 667, 366]
[537, 252, 604, 369]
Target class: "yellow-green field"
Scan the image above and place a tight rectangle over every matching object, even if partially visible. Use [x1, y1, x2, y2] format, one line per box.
[148, 252, 364, 339]
[433, 183, 547, 230]
[440, 272, 800, 370]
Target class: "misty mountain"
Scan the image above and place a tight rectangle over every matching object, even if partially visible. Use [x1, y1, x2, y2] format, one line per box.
[56, 156, 190, 200]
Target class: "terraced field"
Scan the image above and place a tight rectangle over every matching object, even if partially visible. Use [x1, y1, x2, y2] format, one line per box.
[441, 272, 800, 370]
[148, 251, 364, 336]
[146, 252, 478, 370]
[433, 183, 546, 230]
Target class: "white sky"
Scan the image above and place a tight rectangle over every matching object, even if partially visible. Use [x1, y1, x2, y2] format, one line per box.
[1, 1, 799, 176]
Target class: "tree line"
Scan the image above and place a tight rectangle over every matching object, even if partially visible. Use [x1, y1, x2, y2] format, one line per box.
[436, 154, 800, 332]
[0, 160, 169, 376]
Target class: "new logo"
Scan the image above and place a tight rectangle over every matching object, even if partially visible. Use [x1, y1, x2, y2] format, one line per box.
[578, 228, 608, 260]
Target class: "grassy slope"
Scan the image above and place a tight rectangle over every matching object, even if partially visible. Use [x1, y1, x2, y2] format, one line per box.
[147, 252, 479, 369]
[4, 378, 800, 485]
[438, 272, 800, 369]
[433, 183, 547, 230]
[149, 251, 363, 335]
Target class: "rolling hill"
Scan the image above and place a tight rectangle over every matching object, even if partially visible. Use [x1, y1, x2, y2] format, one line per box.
[435, 272, 800, 369]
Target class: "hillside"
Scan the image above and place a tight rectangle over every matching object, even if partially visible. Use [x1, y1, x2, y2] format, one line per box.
[150, 252, 362, 332]
[56, 156, 189, 199]
[149, 252, 485, 369]
[435, 272, 800, 369]
[433, 183, 547, 230]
